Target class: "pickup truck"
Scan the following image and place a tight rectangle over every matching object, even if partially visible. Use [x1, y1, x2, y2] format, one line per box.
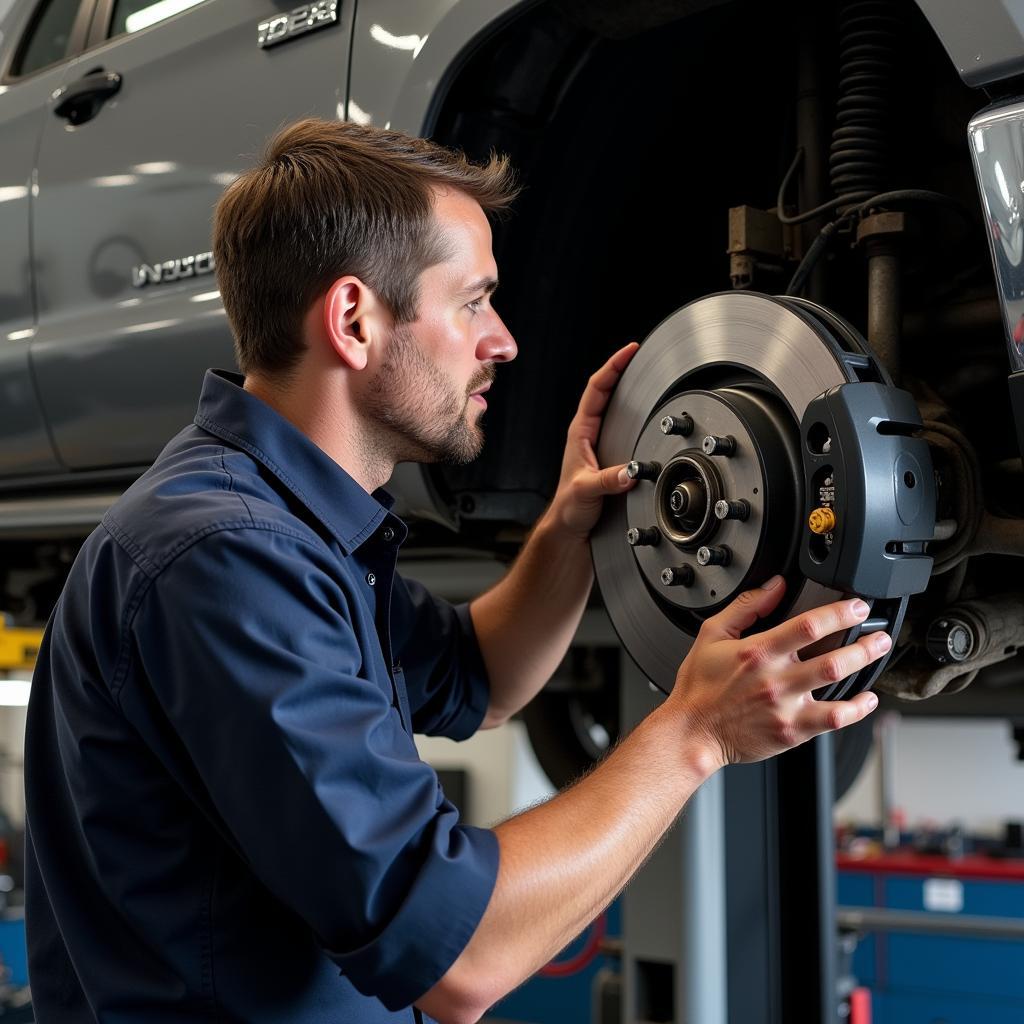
[2, 0, 1024, 785]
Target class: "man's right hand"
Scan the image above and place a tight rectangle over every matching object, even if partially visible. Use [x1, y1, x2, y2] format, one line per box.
[668, 574, 888, 770]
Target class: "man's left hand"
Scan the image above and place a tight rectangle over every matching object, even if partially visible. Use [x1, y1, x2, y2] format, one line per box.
[545, 341, 640, 542]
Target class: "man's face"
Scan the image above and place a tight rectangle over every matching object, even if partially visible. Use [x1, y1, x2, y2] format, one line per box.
[362, 189, 517, 465]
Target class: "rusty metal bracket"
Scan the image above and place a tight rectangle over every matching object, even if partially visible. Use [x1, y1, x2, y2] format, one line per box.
[727, 205, 802, 289]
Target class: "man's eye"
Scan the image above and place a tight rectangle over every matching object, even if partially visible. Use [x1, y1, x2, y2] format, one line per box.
[466, 297, 484, 313]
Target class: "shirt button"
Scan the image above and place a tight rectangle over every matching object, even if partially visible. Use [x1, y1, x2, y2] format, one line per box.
[381, 527, 395, 543]
[366, 572, 376, 586]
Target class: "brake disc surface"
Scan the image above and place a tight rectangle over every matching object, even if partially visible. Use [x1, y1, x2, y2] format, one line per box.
[592, 291, 897, 697]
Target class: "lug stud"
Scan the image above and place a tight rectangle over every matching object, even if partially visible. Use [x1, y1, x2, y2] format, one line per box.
[660, 565, 695, 587]
[702, 434, 736, 457]
[660, 413, 695, 437]
[626, 526, 661, 547]
[714, 499, 750, 522]
[626, 460, 661, 481]
[697, 545, 731, 567]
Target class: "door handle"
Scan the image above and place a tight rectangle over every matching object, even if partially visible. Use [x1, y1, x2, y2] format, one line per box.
[53, 70, 122, 125]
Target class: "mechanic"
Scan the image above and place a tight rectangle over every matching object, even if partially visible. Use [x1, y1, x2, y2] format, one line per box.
[23, 118, 889, 1024]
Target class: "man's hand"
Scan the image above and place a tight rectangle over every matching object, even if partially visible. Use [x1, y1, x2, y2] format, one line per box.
[669, 576, 888, 769]
[546, 342, 640, 541]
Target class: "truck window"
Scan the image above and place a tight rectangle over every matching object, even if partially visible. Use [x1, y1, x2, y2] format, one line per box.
[11, 0, 81, 76]
[109, 0, 206, 37]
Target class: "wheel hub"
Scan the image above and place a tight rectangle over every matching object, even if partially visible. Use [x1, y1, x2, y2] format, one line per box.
[626, 387, 799, 610]
[656, 453, 720, 548]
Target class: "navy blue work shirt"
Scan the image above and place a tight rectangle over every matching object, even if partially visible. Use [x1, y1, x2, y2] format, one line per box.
[24, 369, 499, 1022]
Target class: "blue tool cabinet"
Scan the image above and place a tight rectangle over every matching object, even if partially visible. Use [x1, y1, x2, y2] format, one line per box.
[838, 854, 1024, 1024]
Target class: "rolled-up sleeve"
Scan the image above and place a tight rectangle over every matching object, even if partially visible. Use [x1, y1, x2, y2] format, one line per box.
[124, 526, 498, 1009]
[390, 573, 491, 740]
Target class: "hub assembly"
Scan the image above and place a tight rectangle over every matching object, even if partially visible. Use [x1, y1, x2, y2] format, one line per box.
[592, 291, 936, 699]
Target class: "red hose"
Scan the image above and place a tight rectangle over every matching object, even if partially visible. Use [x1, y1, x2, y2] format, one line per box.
[539, 913, 607, 978]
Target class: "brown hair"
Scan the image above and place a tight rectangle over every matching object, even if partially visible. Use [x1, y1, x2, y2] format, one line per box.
[212, 118, 518, 378]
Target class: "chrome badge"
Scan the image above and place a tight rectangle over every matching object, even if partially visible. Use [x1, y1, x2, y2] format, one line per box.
[132, 252, 215, 288]
[258, 1, 338, 49]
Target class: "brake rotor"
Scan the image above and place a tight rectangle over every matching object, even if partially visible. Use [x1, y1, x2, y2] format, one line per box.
[592, 291, 903, 698]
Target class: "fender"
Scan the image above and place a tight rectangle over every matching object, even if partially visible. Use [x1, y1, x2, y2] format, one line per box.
[349, 0, 534, 137]
[915, 0, 1024, 87]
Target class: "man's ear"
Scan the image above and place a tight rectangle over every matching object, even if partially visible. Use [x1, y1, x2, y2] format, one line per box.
[323, 276, 385, 372]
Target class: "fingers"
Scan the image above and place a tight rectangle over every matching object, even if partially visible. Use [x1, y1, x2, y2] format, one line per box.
[757, 597, 872, 660]
[797, 688, 879, 738]
[572, 462, 637, 500]
[793, 630, 891, 692]
[570, 342, 640, 434]
[704, 575, 787, 639]
[607, 340, 641, 372]
[604, 463, 636, 494]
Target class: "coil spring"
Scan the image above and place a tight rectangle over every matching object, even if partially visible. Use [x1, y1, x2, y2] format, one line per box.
[829, 0, 900, 205]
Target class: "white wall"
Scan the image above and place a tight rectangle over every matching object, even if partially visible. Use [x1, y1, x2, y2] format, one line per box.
[416, 719, 554, 827]
[422, 712, 1024, 839]
[422, 713, 1024, 841]
[0, 706, 26, 829]
[835, 716, 1024, 836]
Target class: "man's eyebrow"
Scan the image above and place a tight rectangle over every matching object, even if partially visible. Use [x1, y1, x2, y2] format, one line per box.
[458, 276, 499, 297]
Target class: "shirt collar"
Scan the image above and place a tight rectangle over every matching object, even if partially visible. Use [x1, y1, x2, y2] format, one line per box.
[194, 369, 399, 554]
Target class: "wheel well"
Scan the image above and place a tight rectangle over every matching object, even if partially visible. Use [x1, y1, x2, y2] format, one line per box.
[427, 0, 996, 526]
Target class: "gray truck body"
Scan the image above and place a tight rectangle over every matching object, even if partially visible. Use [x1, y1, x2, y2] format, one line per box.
[0, 0, 521, 517]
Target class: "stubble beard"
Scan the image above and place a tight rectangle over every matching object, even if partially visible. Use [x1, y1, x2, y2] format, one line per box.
[364, 323, 494, 466]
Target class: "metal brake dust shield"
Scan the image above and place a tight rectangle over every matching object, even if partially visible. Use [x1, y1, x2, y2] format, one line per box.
[591, 291, 934, 700]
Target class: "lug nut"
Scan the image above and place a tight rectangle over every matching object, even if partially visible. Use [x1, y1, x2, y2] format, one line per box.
[660, 413, 695, 437]
[702, 434, 736, 457]
[714, 498, 750, 522]
[626, 460, 661, 481]
[626, 526, 661, 547]
[660, 565, 695, 587]
[697, 545, 731, 567]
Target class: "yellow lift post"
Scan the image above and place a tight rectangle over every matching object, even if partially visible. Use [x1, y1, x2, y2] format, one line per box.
[0, 620, 43, 673]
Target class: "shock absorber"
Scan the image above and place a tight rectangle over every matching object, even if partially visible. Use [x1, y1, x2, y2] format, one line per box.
[831, 0, 904, 381]
[829, 0, 899, 205]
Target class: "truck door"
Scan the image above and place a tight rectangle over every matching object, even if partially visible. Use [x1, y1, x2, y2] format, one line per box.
[0, 0, 95, 479]
[29, 0, 355, 470]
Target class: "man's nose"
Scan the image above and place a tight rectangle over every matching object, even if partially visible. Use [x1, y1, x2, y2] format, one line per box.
[477, 313, 517, 363]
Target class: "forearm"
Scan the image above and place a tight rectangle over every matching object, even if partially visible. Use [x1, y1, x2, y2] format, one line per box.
[470, 512, 592, 727]
[416, 699, 719, 1023]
